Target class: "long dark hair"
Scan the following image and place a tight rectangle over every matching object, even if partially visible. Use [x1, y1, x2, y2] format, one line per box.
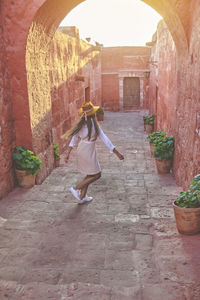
[68, 114, 99, 141]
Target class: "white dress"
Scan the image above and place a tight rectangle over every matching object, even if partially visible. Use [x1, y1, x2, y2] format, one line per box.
[69, 122, 115, 175]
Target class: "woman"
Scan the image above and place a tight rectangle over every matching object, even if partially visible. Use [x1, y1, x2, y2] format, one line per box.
[65, 101, 124, 204]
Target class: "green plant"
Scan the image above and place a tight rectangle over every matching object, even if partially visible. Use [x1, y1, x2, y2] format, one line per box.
[143, 113, 155, 125]
[153, 136, 174, 160]
[12, 146, 42, 175]
[147, 130, 166, 144]
[53, 142, 60, 160]
[97, 107, 104, 115]
[190, 174, 200, 191]
[175, 174, 200, 208]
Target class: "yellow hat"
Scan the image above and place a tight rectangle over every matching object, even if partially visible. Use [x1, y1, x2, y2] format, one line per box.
[78, 101, 99, 117]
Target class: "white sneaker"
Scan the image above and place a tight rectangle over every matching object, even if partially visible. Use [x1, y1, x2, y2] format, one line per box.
[84, 195, 93, 202]
[70, 186, 81, 202]
[78, 195, 93, 204]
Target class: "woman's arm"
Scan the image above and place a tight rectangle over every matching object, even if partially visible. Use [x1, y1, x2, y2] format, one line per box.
[65, 134, 79, 162]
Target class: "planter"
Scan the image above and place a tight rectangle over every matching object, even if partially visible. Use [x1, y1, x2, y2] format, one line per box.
[150, 143, 154, 156]
[173, 202, 200, 235]
[15, 169, 36, 188]
[55, 158, 60, 167]
[155, 158, 172, 173]
[97, 114, 104, 121]
[145, 124, 153, 134]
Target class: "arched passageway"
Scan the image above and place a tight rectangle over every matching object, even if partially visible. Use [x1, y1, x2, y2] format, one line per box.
[25, 0, 188, 181]
[0, 0, 199, 197]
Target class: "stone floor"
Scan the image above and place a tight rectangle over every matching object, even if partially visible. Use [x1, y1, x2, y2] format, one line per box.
[0, 111, 200, 300]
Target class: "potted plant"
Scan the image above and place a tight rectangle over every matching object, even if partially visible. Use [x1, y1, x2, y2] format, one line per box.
[53, 141, 60, 167]
[147, 130, 166, 155]
[143, 113, 155, 134]
[12, 146, 42, 188]
[96, 107, 104, 121]
[153, 136, 174, 173]
[173, 174, 200, 235]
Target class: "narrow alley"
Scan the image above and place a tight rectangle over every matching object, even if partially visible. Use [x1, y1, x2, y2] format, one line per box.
[0, 112, 200, 300]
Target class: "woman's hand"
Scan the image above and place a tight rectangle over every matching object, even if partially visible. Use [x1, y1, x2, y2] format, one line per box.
[113, 148, 124, 160]
[117, 152, 124, 160]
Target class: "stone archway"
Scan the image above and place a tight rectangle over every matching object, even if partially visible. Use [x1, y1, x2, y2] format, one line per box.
[142, 0, 189, 55]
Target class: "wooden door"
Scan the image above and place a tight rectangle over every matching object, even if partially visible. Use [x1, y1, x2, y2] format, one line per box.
[123, 77, 140, 109]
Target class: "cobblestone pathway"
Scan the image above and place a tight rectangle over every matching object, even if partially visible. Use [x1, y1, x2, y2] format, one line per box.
[0, 112, 200, 300]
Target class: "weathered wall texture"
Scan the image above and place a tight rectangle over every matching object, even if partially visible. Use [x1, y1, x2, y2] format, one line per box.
[26, 25, 101, 185]
[49, 28, 101, 153]
[148, 21, 178, 133]
[149, 3, 200, 189]
[0, 10, 16, 198]
[101, 47, 151, 111]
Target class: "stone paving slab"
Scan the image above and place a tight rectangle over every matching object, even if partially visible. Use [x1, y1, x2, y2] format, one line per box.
[0, 112, 200, 299]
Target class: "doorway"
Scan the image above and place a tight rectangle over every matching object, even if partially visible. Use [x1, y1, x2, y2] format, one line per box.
[123, 77, 140, 109]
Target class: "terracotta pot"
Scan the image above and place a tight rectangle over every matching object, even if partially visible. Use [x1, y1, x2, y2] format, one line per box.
[173, 202, 200, 235]
[150, 143, 154, 156]
[15, 169, 36, 188]
[97, 114, 104, 121]
[155, 158, 172, 173]
[145, 124, 153, 134]
[55, 158, 60, 167]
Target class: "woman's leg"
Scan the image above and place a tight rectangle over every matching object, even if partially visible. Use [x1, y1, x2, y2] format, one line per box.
[75, 173, 101, 199]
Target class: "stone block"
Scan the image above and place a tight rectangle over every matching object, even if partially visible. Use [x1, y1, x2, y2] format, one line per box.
[142, 283, 187, 300]
[135, 233, 153, 250]
[151, 207, 174, 219]
[100, 270, 139, 288]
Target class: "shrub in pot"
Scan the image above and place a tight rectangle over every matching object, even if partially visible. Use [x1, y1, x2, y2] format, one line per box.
[147, 130, 166, 155]
[12, 146, 42, 188]
[153, 136, 174, 173]
[173, 174, 200, 235]
[96, 107, 104, 121]
[143, 113, 155, 134]
[53, 141, 60, 167]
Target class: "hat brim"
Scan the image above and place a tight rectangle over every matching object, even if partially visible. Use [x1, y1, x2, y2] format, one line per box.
[78, 106, 99, 117]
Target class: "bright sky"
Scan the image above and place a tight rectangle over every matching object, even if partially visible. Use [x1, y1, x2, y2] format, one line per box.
[60, 0, 162, 47]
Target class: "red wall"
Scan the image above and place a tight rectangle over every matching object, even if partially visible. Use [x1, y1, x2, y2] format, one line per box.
[0, 11, 101, 198]
[0, 13, 16, 197]
[101, 47, 151, 110]
[149, 9, 200, 189]
[148, 21, 178, 133]
[102, 74, 119, 111]
[49, 28, 102, 153]
[102, 47, 151, 71]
